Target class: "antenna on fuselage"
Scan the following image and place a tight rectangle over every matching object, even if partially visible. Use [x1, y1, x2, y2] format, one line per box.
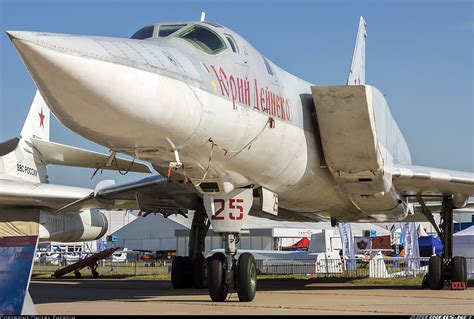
[200, 11, 206, 22]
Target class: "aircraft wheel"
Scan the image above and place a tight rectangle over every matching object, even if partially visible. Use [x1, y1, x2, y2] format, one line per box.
[192, 254, 208, 289]
[428, 256, 444, 290]
[451, 256, 467, 284]
[74, 271, 81, 278]
[171, 256, 192, 289]
[92, 270, 99, 278]
[236, 253, 257, 302]
[208, 253, 228, 302]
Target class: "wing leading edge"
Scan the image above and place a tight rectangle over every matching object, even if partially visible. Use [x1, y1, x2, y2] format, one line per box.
[392, 165, 474, 207]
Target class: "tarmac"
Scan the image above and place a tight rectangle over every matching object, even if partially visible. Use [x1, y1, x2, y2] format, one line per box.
[30, 278, 474, 315]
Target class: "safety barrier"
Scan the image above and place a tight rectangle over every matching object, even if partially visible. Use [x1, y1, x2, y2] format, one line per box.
[33, 257, 474, 279]
[255, 257, 474, 278]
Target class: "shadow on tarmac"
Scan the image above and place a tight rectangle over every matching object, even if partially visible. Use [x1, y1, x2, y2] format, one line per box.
[30, 278, 423, 305]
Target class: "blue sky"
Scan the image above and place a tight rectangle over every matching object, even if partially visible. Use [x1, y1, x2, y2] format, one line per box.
[1, 0, 472, 188]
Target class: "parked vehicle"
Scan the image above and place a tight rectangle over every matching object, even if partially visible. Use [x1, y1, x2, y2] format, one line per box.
[111, 248, 130, 263]
[65, 252, 81, 263]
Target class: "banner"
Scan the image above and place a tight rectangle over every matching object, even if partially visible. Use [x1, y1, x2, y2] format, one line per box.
[354, 236, 371, 253]
[0, 236, 38, 315]
[371, 235, 391, 250]
[400, 222, 420, 270]
[338, 223, 356, 270]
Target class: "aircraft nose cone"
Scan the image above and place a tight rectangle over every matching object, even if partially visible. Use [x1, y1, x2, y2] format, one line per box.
[6, 30, 26, 41]
[7, 31, 112, 131]
[7, 30, 34, 41]
[6, 30, 17, 41]
[7, 30, 96, 56]
[8, 30, 203, 150]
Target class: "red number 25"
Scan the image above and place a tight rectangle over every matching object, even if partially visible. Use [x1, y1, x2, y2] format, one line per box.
[211, 198, 244, 221]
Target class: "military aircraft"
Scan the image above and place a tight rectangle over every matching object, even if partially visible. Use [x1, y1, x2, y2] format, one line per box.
[7, 16, 474, 302]
[0, 90, 150, 242]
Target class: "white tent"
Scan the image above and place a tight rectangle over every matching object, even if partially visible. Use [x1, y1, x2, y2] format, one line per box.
[453, 226, 474, 279]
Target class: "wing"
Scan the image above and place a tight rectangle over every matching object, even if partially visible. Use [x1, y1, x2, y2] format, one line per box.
[0, 179, 138, 211]
[392, 165, 474, 207]
[31, 138, 151, 173]
[0, 179, 93, 209]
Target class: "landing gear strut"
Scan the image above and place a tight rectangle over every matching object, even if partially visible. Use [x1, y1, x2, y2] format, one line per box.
[418, 196, 468, 289]
[171, 201, 210, 289]
[208, 233, 257, 302]
[172, 188, 256, 302]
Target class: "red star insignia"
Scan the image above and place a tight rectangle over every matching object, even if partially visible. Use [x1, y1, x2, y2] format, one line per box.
[39, 108, 45, 128]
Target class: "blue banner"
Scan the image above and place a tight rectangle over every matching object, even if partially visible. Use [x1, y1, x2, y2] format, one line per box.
[0, 236, 38, 315]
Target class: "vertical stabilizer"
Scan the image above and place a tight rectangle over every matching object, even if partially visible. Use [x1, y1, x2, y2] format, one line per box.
[20, 91, 50, 142]
[347, 17, 367, 85]
[0, 91, 49, 182]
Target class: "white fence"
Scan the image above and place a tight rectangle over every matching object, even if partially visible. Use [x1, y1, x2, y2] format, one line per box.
[33, 257, 474, 279]
[255, 257, 474, 279]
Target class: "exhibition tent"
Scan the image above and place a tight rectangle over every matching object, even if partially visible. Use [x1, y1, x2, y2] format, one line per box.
[453, 225, 474, 279]
[418, 236, 443, 257]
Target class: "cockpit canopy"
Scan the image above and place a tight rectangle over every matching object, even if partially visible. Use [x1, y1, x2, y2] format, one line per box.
[131, 24, 187, 40]
[177, 25, 226, 55]
[130, 26, 154, 40]
[131, 23, 227, 55]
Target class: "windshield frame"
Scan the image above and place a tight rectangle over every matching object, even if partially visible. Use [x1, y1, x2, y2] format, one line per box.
[157, 24, 188, 38]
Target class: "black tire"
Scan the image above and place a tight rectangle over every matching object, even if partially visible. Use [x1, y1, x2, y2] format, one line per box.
[74, 271, 81, 278]
[236, 253, 257, 302]
[192, 254, 208, 289]
[171, 256, 192, 289]
[428, 256, 444, 290]
[451, 256, 467, 284]
[92, 271, 99, 278]
[208, 253, 228, 302]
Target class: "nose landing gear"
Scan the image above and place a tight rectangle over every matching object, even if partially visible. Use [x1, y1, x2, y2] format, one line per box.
[171, 188, 257, 302]
[235, 252, 257, 301]
[207, 234, 257, 302]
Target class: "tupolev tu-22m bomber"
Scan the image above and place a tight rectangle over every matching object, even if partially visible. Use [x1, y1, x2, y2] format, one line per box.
[6, 16, 474, 302]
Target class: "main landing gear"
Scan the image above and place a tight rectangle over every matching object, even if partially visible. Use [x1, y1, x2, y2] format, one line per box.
[171, 189, 256, 302]
[171, 202, 210, 289]
[419, 196, 468, 289]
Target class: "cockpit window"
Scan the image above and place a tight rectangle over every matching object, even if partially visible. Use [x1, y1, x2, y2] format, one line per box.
[131, 26, 155, 40]
[177, 25, 226, 55]
[158, 24, 186, 37]
[263, 56, 274, 76]
[225, 34, 238, 53]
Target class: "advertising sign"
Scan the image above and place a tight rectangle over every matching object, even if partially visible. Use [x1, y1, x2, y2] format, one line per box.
[354, 236, 372, 252]
[371, 235, 391, 250]
[400, 222, 420, 270]
[338, 223, 356, 270]
[0, 236, 38, 315]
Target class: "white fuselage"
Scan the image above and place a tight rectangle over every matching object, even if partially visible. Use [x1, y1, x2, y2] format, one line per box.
[8, 22, 412, 222]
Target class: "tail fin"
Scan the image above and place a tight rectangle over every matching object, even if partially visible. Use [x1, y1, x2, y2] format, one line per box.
[347, 17, 367, 85]
[20, 91, 50, 142]
[0, 91, 49, 182]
